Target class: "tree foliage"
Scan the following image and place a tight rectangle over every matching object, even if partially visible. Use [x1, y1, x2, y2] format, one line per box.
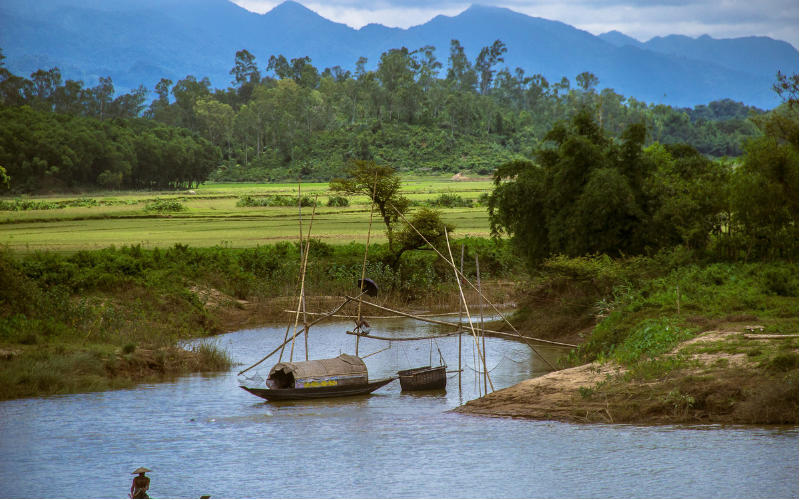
[329, 160, 410, 241]
[0, 106, 220, 191]
[489, 71, 799, 265]
[488, 108, 743, 265]
[0, 42, 778, 192]
[727, 72, 799, 260]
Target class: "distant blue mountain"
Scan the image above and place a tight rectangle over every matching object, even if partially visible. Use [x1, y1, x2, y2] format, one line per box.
[599, 31, 798, 84]
[1, 0, 796, 109]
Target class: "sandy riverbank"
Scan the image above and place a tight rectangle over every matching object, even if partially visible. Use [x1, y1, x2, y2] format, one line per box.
[454, 325, 799, 425]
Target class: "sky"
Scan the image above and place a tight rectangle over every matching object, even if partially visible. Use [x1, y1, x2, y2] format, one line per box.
[231, 0, 800, 49]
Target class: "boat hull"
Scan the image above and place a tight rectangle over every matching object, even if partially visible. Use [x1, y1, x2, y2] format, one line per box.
[398, 366, 447, 391]
[240, 378, 395, 401]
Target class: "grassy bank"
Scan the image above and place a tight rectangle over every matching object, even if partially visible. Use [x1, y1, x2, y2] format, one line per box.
[468, 250, 799, 424]
[0, 236, 520, 400]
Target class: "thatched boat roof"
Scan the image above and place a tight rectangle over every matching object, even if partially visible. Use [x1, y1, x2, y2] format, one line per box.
[268, 353, 367, 380]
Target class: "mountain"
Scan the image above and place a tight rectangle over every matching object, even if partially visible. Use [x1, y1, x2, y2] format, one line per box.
[598, 31, 798, 83]
[1, 0, 796, 109]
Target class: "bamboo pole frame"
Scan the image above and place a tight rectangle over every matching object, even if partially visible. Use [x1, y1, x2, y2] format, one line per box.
[238, 291, 368, 376]
[389, 203, 557, 371]
[356, 173, 378, 356]
[290, 195, 318, 362]
[459, 244, 464, 390]
[340, 306, 575, 348]
[444, 229, 494, 392]
[477, 255, 488, 394]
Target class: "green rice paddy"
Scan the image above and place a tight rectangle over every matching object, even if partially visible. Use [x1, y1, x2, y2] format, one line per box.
[0, 178, 496, 253]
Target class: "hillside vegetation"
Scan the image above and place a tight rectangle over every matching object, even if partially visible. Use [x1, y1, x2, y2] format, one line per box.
[0, 42, 766, 193]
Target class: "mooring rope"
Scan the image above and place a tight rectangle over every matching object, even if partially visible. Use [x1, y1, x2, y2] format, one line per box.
[463, 357, 505, 374]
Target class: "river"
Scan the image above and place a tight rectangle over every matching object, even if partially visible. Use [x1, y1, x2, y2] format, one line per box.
[0, 316, 797, 498]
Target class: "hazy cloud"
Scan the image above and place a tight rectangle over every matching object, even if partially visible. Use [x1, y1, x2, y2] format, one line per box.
[231, 0, 799, 48]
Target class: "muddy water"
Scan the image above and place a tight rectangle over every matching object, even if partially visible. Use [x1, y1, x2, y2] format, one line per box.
[0, 317, 797, 499]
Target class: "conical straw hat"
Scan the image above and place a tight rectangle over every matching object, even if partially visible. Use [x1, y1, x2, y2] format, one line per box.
[131, 467, 152, 474]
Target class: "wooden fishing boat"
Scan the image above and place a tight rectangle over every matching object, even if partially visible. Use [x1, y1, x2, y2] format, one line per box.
[398, 365, 447, 391]
[240, 353, 395, 401]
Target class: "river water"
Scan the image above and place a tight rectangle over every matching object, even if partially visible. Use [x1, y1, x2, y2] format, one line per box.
[0, 316, 797, 499]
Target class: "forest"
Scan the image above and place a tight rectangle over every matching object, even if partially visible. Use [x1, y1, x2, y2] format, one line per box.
[0, 41, 767, 192]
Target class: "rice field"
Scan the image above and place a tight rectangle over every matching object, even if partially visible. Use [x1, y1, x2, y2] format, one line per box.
[0, 178, 496, 253]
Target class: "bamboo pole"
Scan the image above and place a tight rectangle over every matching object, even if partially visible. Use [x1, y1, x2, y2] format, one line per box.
[361, 346, 392, 359]
[278, 322, 292, 363]
[338, 297, 576, 347]
[290, 195, 318, 362]
[356, 173, 378, 356]
[459, 244, 464, 391]
[389, 203, 557, 371]
[282, 310, 467, 319]
[477, 255, 488, 394]
[444, 229, 494, 392]
[279, 245, 307, 362]
[303, 196, 319, 359]
[346, 330, 464, 341]
[298, 178, 306, 338]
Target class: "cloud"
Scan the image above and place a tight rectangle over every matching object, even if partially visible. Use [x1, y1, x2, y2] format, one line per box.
[230, 0, 799, 48]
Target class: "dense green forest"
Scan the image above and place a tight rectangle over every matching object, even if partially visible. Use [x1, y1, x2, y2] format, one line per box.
[0, 41, 768, 192]
[488, 70, 798, 263]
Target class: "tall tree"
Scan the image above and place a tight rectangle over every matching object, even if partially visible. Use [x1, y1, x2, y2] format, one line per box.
[729, 72, 799, 260]
[230, 49, 260, 87]
[475, 40, 506, 95]
[446, 39, 477, 93]
[267, 55, 291, 80]
[376, 47, 421, 123]
[53, 79, 85, 115]
[171, 76, 211, 130]
[489, 108, 660, 264]
[329, 160, 410, 246]
[85, 76, 114, 120]
[194, 98, 235, 145]
[412, 45, 441, 91]
[111, 84, 149, 119]
[26, 67, 62, 111]
[230, 49, 261, 105]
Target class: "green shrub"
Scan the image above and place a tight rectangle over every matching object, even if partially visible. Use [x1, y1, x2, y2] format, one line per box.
[761, 266, 798, 297]
[236, 195, 315, 207]
[616, 317, 689, 363]
[426, 193, 473, 208]
[326, 196, 349, 207]
[144, 199, 187, 213]
[764, 352, 799, 373]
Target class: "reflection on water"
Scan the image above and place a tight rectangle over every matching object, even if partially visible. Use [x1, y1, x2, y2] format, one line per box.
[0, 317, 797, 499]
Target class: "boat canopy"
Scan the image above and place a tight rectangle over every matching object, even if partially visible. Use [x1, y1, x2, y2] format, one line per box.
[267, 354, 368, 389]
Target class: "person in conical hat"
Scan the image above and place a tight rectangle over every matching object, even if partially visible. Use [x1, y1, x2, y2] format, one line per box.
[130, 468, 151, 499]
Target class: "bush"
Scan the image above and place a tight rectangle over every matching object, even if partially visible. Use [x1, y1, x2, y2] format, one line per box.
[764, 352, 799, 372]
[236, 195, 315, 207]
[761, 265, 798, 297]
[426, 193, 473, 208]
[611, 317, 690, 364]
[144, 199, 187, 213]
[326, 196, 349, 207]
